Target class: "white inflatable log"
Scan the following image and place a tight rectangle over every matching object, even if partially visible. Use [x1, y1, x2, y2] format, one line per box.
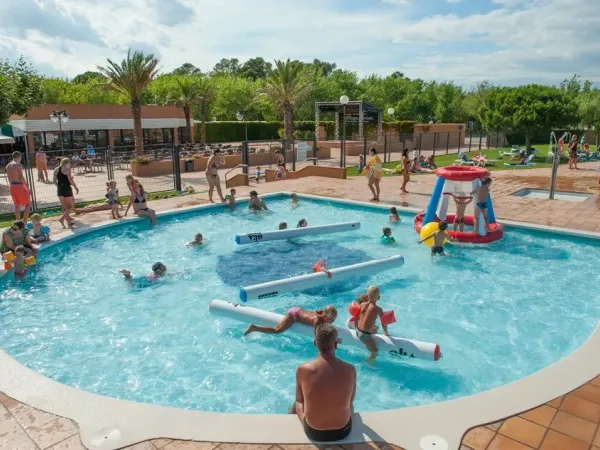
[235, 221, 361, 245]
[240, 255, 404, 302]
[209, 300, 442, 362]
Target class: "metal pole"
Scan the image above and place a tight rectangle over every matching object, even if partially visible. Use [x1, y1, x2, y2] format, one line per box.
[478, 130, 483, 151]
[292, 141, 296, 172]
[58, 119, 64, 152]
[457, 131, 462, 154]
[549, 144, 560, 200]
[342, 105, 346, 167]
[384, 135, 388, 163]
[433, 132, 437, 156]
[245, 121, 248, 142]
[468, 130, 473, 152]
[446, 132, 450, 154]
[363, 134, 367, 165]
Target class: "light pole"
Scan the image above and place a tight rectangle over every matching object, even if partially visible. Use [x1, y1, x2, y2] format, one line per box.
[236, 111, 248, 143]
[386, 108, 395, 163]
[236, 112, 249, 176]
[49, 110, 69, 152]
[340, 95, 349, 168]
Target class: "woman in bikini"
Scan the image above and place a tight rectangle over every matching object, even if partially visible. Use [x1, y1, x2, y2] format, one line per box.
[130, 180, 156, 225]
[55, 158, 79, 228]
[401, 148, 410, 194]
[243, 306, 337, 336]
[205, 149, 225, 202]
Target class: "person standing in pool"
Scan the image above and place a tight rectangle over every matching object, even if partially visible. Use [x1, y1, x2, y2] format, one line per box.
[243, 306, 337, 336]
[248, 191, 268, 211]
[355, 286, 388, 362]
[418, 221, 455, 258]
[452, 195, 473, 232]
[292, 324, 355, 442]
[470, 177, 492, 232]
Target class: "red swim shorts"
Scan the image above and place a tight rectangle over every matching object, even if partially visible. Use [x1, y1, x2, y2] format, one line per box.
[10, 183, 31, 207]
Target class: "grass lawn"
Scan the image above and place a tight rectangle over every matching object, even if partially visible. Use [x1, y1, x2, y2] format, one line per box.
[346, 144, 599, 177]
[0, 189, 182, 228]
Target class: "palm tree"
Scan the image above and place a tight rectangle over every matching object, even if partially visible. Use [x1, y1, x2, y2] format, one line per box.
[167, 75, 204, 144]
[260, 59, 311, 147]
[195, 77, 216, 143]
[98, 50, 160, 155]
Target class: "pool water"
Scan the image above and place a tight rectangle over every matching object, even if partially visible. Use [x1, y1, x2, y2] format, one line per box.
[1, 194, 599, 414]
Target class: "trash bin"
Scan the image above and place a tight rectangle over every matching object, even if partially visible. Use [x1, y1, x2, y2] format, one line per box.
[185, 160, 194, 172]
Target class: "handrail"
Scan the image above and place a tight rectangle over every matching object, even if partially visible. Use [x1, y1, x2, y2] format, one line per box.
[225, 164, 248, 187]
[304, 157, 319, 166]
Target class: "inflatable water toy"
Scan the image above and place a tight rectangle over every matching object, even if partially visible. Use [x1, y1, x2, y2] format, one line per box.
[240, 255, 404, 302]
[235, 221, 360, 245]
[26, 223, 50, 234]
[209, 300, 441, 361]
[380, 235, 396, 245]
[419, 222, 448, 247]
[3, 251, 36, 271]
[414, 166, 504, 244]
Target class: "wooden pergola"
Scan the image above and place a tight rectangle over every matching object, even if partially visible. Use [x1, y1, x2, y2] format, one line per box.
[314, 100, 383, 142]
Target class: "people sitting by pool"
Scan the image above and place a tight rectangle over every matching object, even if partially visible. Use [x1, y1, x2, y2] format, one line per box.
[452, 195, 473, 232]
[129, 180, 157, 225]
[389, 207, 400, 223]
[458, 152, 472, 163]
[120, 262, 167, 287]
[255, 166, 262, 183]
[106, 180, 122, 220]
[355, 286, 388, 362]
[290, 193, 299, 207]
[1, 220, 37, 259]
[279, 222, 288, 230]
[243, 305, 338, 337]
[248, 191, 268, 211]
[187, 233, 203, 246]
[380, 227, 395, 245]
[418, 221, 455, 258]
[470, 177, 492, 231]
[297, 218, 308, 228]
[426, 155, 437, 169]
[28, 213, 50, 243]
[12, 246, 29, 278]
[292, 324, 355, 442]
[418, 155, 435, 173]
[226, 188, 236, 210]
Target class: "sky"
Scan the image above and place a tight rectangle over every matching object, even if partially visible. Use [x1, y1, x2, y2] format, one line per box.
[0, 0, 599, 87]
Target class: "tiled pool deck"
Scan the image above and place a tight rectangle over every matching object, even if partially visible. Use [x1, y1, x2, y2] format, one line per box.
[1, 163, 599, 450]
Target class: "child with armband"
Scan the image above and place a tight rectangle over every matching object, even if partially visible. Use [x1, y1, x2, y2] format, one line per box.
[381, 227, 395, 244]
[29, 213, 50, 243]
[106, 180, 122, 219]
[13, 246, 28, 278]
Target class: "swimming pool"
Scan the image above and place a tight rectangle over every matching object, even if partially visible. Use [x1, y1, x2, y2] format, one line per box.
[0, 194, 599, 415]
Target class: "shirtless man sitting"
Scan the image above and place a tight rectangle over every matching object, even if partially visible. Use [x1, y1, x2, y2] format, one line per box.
[356, 286, 388, 362]
[6, 151, 31, 222]
[293, 324, 355, 442]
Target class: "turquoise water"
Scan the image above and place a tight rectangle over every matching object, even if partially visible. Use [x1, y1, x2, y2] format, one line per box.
[1, 194, 599, 414]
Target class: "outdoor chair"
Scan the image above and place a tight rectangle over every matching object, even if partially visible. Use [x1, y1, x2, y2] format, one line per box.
[504, 154, 535, 167]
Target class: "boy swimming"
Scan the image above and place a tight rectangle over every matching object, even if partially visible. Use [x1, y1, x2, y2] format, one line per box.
[418, 221, 455, 258]
[470, 177, 492, 231]
[226, 188, 236, 210]
[120, 262, 167, 287]
[279, 222, 288, 230]
[297, 218, 308, 228]
[452, 195, 473, 232]
[290, 193, 298, 207]
[355, 286, 388, 362]
[248, 191, 268, 211]
[381, 227, 395, 244]
[243, 306, 337, 336]
[389, 207, 400, 223]
[187, 233, 203, 246]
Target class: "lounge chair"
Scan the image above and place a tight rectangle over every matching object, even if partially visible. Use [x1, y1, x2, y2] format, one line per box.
[504, 154, 535, 167]
[499, 147, 522, 158]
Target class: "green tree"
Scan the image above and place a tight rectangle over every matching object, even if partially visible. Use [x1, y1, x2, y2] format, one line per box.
[212, 58, 241, 77]
[166, 75, 206, 144]
[71, 71, 105, 84]
[312, 59, 337, 77]
[171, 63, 202, 76]
[97, 50, 160, 154]
[578, 89, 600, 147]
[239, 57, 272, 80]
[480, 85, 579, 149]
[212, 75, 259, 120]
[260, 59, 312, 145]
[0, 56, 43, 124]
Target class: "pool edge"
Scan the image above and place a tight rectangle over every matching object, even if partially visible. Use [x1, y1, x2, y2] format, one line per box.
[0, 191, 599, 450]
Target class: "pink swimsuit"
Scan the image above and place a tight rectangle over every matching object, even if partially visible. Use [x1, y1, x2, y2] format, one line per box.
[288, 307, 301, 320]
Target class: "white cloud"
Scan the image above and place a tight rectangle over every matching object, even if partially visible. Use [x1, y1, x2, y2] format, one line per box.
[444, 0, 462, 3]
[0, 0, 599, 86]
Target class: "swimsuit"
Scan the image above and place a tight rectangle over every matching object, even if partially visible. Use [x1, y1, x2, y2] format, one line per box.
[9, 182, 30, 207]
[432, 246, 444, 254]
[106, 189, 120, 205]
[454, 217, 465, 224]
[476, 202, 488, 210]
[133, 192, 148, 212]
[56, 169, 73, 198]
[14, 268, 28, 279]
[356, 327, 372, 342]
[303, 417, 352, 442]
[288, 307, 302, 320]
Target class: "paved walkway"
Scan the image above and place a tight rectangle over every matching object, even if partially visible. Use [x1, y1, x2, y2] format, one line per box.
[1, 163, 599, 450]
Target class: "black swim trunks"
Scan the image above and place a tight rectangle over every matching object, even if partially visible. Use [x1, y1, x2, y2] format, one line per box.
[303, 418, 352, 442]
[432, 246, 444, 255]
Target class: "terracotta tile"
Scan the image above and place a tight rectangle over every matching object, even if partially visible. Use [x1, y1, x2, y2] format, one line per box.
[486, 434, 534, 450]
[26, 417, 78, 449]
[550, 410, 596, 443]
[218, 445, 272, 450]
[461, 426, 495, 450]
[573, 383, 600, 405]
[7, 402, 58, 431]
[164, 442, 220, 450]
[498, 417, 545, 448]
[560, 393, 600, 423]
[0, 433, 37, 450]
[47, 435, 87, 450]
[545, 396, 563, 408]
[151, 439, 173, 449]
[485, 421, 504, 431]
[519, 405, 557, 427]
[539, 430, 588, 450]
[122, 442, 155, 450]
[0, 418, 24, 446]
